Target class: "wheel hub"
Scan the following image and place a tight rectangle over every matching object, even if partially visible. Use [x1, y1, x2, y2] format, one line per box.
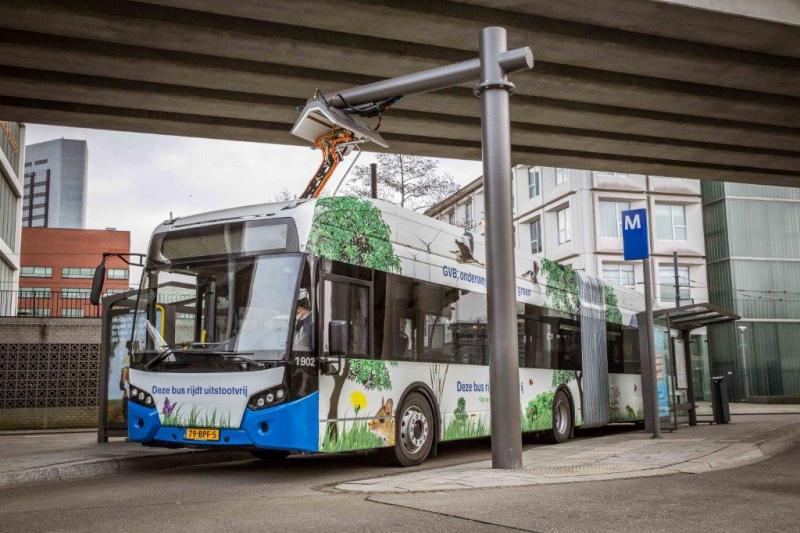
[400, 406, 429, 453]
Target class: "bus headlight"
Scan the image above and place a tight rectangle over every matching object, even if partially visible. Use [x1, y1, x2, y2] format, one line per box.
[129, 385, 154, 408]
[248, 386, 288, 411]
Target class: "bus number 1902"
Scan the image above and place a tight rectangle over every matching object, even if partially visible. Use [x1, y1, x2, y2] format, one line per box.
[295, 356, 316, 367]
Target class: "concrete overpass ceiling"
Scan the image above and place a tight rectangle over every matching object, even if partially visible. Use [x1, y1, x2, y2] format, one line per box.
[0, 0, 798, 186]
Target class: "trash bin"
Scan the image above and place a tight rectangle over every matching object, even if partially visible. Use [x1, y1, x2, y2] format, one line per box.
[711, 376, 730, 424]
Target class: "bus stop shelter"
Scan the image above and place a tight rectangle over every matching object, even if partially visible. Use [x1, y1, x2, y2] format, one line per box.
[642, 303, 739, 432]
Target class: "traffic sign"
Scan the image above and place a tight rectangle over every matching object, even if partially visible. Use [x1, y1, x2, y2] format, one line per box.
[622, 208, 649, 260]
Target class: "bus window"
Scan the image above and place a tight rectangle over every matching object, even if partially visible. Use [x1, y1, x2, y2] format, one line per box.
[453, 290, 487, 365]
[350, 285, 369, 356]
[419, 283, 457, 362]
[607, 323, 624, 373]
[377, 274, 417, 361]
[622, 326, 641, 373]
[323, 279, 369, 357]
[558, 321, 582, 370]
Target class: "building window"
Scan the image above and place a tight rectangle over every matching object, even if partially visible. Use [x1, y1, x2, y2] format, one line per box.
[464, 199, 473, 229]
[598, 200, 631, 238]
[602, 264, 635, 289]
[527, 167, 541, 198]
[61, 288, 91, 299]
[24, 161, 31, 168]
[447, 210, 455, 225]
[19, 287, 52, 298]
[659, 265, 691, 303]
[17, 308, 51, 317]
[107, 268, 129, 280]
[655, 203, 687, 240]
[529, 218, 542, 254]
[20, 266, 52, 278]
[62, 267, 95, 279]
[34, 159, 48, 165]
[555, 168, 566, 185]
[60, 308, 85, 318]
[557, 206, 572, 244]
[103, 289, 127, 297]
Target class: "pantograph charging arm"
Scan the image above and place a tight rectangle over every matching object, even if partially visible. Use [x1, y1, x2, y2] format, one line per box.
[299, 129, 355, 199]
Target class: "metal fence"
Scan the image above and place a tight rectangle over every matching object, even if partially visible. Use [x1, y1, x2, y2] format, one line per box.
[0, 290, 103, 318]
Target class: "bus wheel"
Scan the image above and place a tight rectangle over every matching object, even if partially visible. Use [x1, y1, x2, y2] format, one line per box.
[392, 392, 434, 467]
[545, 390, 572, 444]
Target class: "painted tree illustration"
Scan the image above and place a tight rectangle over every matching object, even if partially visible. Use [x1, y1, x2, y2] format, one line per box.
[342, 153, 459, 212]
[325, 359, 395, 442]
[602, 282, 623, 325]
[429, 363, 449, 406]
[552, 369, 583, 415]
[308, 196, 401, 273]
[540, 259, 580, 315]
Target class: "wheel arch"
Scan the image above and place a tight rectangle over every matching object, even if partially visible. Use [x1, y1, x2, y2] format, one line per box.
[396, 381, 441, 455]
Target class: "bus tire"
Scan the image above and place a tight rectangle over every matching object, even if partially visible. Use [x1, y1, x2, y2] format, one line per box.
[391, 392, 435, 467]
[545, 390, 572, 444]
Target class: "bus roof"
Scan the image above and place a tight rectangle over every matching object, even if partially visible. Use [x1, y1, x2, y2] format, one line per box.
[153, 196, 644, 319]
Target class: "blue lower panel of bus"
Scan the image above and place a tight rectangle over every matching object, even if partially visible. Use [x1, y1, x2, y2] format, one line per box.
[127, 392, 319, 452]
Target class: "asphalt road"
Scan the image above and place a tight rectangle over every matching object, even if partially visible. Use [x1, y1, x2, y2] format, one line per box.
[1, 430, 798, 533]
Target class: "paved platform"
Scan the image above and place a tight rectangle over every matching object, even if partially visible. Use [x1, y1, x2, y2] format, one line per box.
[0, 431, 249, 488]
[335, 414, 800, 493]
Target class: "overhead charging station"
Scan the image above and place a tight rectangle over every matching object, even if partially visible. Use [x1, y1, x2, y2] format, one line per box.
[290, 27, 533, 469]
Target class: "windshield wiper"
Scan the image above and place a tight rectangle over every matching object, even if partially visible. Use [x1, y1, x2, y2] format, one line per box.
[143, 348, 286, 370]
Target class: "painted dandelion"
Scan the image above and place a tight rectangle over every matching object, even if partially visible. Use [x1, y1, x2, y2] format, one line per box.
[350, 390, 367, 416]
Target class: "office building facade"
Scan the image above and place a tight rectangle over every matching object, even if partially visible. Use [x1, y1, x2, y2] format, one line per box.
[429, 167, 711, 399]
[18, 227, 130, 317]
[0, 120, 25, 315]
[702, 182, 800, 402]
[23, 139, 88, 229]
[428, 166, 708, 309]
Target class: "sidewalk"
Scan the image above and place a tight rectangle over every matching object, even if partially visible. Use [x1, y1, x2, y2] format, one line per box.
[336, 413, 800, 493]
[0, 431, 250, 489]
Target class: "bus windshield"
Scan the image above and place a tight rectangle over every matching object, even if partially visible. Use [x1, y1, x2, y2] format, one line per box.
[131, 253, 306, 369]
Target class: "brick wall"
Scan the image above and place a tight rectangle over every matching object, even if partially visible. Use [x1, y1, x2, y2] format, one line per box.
[0, 317, 101, 430]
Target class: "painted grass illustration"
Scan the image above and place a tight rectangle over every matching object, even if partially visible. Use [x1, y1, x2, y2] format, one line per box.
[161, 404, 234, 428]
[442, 397, 489, 441]
[321, 420, 384, 452]
[521, 391, 555, 432]
[609, 404, 644, 423]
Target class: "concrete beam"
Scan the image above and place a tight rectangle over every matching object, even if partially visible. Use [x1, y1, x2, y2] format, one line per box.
[1, 2, 798, 128]
[2, 65, 798, 174]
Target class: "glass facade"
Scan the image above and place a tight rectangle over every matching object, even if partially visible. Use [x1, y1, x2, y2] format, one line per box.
[702, 181, 800, 401]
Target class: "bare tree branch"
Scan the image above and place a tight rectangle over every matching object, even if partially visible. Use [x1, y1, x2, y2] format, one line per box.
[341, 153, 459, 211]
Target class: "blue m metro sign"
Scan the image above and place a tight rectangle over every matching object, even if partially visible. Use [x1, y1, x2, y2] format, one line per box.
[622, 208, 650, 260]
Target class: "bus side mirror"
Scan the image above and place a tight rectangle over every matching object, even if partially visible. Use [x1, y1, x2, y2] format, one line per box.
[90, 263, 107, 305]
[329, 320, 348, 356]
[324, 320, 348, 375]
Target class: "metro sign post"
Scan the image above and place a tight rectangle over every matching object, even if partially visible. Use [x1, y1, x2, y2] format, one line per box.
[621, 209, 661, 438]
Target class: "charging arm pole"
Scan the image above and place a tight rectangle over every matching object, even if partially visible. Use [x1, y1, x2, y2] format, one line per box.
[294, 27, 532, 469]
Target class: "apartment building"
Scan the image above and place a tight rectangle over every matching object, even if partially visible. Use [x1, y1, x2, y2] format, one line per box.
[0, 121, 25, 315]
[427, 166, 708, 310]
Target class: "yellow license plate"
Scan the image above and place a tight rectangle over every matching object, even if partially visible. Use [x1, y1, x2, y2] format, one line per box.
[185, 428, 220, 441]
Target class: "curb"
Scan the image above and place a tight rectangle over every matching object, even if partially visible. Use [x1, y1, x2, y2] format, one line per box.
[335, 426, 800, 494]
[0, 449, 253, 490]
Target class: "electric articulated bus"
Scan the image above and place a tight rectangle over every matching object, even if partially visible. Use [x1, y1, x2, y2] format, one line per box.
[98, 196, 644, 466]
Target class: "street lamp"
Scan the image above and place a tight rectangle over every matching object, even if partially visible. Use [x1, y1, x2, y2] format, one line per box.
[737, 325, 750, 401]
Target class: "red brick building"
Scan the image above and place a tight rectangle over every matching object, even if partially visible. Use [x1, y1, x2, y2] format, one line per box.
[18, 227, 131, 317]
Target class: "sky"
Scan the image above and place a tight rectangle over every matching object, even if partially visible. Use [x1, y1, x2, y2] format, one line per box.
[25, 124, 482, 283]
